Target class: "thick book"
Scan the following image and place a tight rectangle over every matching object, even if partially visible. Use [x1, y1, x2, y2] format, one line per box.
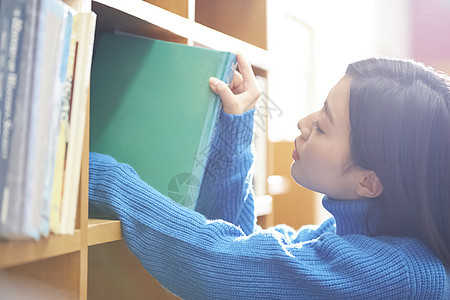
[90, 33, 237, 210]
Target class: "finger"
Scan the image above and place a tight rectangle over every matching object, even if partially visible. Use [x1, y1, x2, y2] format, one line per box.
[209, 77, 236, 106]
[235, 53, 257, 89]
[230, 70, 244, 94]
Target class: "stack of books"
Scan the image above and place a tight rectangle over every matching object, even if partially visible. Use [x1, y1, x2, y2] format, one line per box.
[0, 0, 96, 240]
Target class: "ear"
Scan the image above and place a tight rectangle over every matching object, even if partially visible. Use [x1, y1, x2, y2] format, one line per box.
[355, 171, 383, 198]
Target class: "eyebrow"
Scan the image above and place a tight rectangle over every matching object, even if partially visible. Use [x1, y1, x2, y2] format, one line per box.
[324, 100, 334, 125]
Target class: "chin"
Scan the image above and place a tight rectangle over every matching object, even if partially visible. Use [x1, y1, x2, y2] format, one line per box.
[290, 161, 305, 187]
[290, 162, 322, 194]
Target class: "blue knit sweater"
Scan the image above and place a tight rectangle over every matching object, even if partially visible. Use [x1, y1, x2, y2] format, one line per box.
[89, 109, 449, 299]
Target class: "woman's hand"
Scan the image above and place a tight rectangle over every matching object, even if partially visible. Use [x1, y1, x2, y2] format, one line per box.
[209, 53, 261, 115]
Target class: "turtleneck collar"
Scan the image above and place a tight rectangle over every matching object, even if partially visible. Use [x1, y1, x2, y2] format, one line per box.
[322, 195, 378, 236]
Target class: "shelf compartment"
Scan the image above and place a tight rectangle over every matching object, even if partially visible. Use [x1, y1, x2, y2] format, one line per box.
[0, 231, 81, 269]
[93, 0, 270, 70]
[195, 0, 267, 50]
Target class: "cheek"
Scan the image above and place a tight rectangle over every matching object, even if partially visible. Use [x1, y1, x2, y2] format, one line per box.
[291, 139, 347, 188]
[290, 141, 326, 185]
[302, 146, 335, 181]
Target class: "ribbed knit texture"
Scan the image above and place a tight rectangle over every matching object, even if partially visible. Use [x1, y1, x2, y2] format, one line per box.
[89, 109, 448, 299]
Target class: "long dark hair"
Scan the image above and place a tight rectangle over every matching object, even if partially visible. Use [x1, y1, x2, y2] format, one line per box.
[345, 58, 450, 267]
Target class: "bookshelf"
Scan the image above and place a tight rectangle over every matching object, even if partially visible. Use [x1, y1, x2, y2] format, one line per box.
[0, 0, 270, 299]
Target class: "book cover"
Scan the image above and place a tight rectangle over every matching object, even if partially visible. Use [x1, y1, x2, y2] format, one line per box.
[58, 11, 96, 235]
[90, 33, 237, 210]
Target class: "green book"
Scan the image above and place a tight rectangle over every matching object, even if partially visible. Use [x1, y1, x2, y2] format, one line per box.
[90, 33, 236, 209]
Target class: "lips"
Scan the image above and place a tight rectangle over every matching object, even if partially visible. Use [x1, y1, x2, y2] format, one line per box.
[292, 138, 300, 161]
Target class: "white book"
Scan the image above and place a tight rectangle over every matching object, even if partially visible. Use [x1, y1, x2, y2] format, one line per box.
[59, 11, 96, 235]
[40, 3, 75, 237]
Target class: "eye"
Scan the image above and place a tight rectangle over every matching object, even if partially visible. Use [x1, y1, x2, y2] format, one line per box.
[313, 121, 324, 134]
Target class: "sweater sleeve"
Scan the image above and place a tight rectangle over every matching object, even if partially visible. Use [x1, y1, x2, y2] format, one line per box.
[269, 218, 336, 243]
[195, 109, 256, 234]
[89, 152, 423, 299]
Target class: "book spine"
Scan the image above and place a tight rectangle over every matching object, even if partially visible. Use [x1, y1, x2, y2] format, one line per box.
[0, 4, 22, 168]
[0, 0, 33, 238]
[189, 52, 237, 209]
[40, 3, 75, 237]
[60, 11, 96, 235]
[0, 0, 14, 224]
[50, 12, 79, 234]
[3, 0, 70, 240]
[211, 52, 238, 140]
[18, 0, 49, 240]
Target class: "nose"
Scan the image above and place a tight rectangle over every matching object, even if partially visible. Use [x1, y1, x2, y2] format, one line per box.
[297, 112, 316, 140]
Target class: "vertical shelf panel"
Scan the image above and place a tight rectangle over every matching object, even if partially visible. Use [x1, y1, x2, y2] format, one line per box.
[78, 93, 90, 299]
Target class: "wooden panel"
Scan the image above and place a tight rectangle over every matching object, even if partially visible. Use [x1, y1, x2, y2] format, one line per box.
[144, 0, 188, 18]
[0, 252, 81, 299]
[257, 213, 274, 229]
[78, 93, 90, 299]
[268, 141, 317, 229]
[88, 241, 179, 299]
[195, 0, 267, 49]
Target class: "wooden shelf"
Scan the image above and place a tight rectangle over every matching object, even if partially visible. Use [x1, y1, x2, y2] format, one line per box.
[0, 219, 122, 269]
[1, 0, 270, 298]
[87, 219, 122, 246]
[93, 0, 270, 70]
[0, 231, 81, 269]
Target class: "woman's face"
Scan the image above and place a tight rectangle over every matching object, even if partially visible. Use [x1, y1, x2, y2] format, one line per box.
[291, 76, 363, 200]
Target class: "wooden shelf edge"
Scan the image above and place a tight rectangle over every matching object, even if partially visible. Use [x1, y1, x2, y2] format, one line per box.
[0, 230, 82, 269]
[93, 0, 271, 70]
[87, 219, 122, 246]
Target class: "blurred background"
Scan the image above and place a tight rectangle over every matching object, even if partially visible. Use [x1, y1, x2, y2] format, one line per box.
[259, 0, 450, 229]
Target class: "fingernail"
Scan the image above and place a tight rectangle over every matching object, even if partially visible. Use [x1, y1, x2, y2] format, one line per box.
[209, 77, 219, 87]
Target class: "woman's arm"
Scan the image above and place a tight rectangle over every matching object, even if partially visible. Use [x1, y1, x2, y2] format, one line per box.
[195, 108, 256, 234]
[195, 53, 261, 234]
[88, 153, 416, 299]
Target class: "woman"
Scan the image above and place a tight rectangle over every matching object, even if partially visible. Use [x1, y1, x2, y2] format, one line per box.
[89, 54, 450, 299]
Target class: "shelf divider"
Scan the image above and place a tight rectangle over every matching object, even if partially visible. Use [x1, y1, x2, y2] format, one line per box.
[87, 219, 122, 246]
